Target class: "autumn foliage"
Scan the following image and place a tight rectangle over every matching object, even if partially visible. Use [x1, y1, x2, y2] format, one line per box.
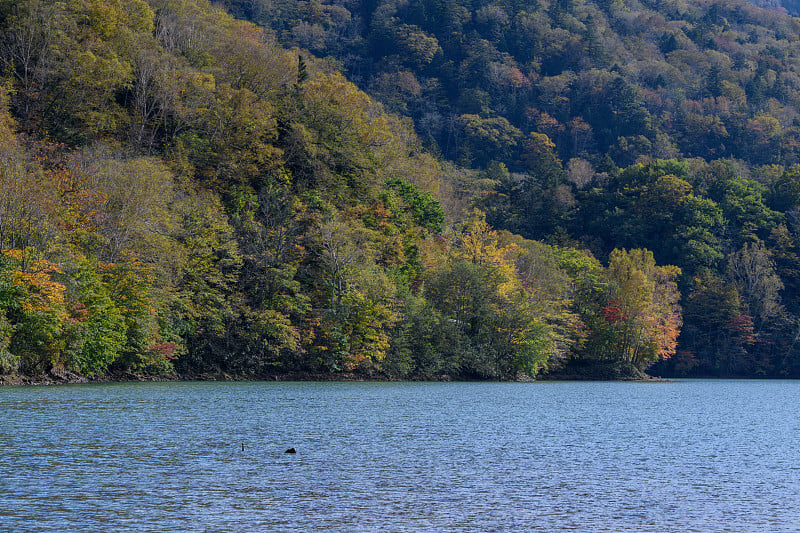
[4, 0, 800, 381]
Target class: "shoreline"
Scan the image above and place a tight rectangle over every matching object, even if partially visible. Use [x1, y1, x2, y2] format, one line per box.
[0, 370, 670, 386]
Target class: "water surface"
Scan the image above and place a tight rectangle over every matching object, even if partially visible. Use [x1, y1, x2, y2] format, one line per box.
[1, 380, 799, 531]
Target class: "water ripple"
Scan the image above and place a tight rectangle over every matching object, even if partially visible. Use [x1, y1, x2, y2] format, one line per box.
[1, 380, 800, 531]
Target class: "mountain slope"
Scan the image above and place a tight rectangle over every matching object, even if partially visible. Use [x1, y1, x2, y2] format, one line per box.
[222, 0, 800, 377]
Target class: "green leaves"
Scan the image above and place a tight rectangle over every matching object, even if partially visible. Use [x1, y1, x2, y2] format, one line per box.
[385, 178, 444, 233]
[720, 178, 783, 244]
[456, 114, 522, 167]
[64, 262, 127, 377]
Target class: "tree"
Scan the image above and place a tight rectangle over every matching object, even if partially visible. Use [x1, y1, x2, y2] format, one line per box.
[214, 20, 295, 99]
[4, 251, 67, 375]
[423, 216, 558, 378]
[287, 72, 382, 202]
[71, 153, 175, 262]
[674, 272, 753, 376]
[720, 178, 783, 245]
[726, 241, 785, 332]
[385, 178, 445, 234]
[456, 114, 522, 167]
[770, 164, 800, 212]
[501, 232, 583, 369]
[0, 0, 153, 142]
[383, 295, 465, 379]
[521, 132, 564, 188]
[63, 260, 127, 377]
[673, 195, 725, 274]
[171, 189, 243, 374]
[0, 0, 67, 130]
[587, 249, 682, 372]
[768, 223, 800, 315]
[310, 214, 372, 312]
[0, 109, 59, 261]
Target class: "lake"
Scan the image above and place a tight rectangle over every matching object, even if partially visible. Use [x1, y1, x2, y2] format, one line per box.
[1, 380, 799, 531]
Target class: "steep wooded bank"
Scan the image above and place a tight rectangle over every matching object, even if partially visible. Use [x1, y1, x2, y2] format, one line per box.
[0, 0, 796, 381]
[220, 0, 800, 377]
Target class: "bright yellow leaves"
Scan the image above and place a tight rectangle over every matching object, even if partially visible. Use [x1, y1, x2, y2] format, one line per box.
[453, 214, 519, 298]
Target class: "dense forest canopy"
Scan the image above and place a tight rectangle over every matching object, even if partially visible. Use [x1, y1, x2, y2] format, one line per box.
[215, 0, 800, 377]
[222, 0, 800, 167]
[1, 0, 800, 382]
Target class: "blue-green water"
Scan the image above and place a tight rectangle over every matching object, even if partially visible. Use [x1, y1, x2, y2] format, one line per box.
[1, 380, 799, 532]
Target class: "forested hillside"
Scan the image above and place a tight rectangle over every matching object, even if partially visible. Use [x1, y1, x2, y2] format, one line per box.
[0, 0, 681, 382]
[223, 0, 800, 166]
[0, 0, 799, 382]
[214, 0, 800, 377]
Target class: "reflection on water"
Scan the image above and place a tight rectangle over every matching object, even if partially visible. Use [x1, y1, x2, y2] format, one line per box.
[2, 380, 800, 531]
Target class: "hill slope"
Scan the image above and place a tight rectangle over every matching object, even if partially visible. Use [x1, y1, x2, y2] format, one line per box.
[222, 0, 800, 377]
[223, 0, 800, 168]
[0, 0, 686, 382]
[3, 0, 800, 380]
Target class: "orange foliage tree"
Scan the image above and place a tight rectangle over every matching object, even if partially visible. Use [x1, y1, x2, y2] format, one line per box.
[601, 249, 682, 369]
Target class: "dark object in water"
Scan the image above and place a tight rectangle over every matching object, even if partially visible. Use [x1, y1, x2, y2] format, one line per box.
[285, 447, 297, 454]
